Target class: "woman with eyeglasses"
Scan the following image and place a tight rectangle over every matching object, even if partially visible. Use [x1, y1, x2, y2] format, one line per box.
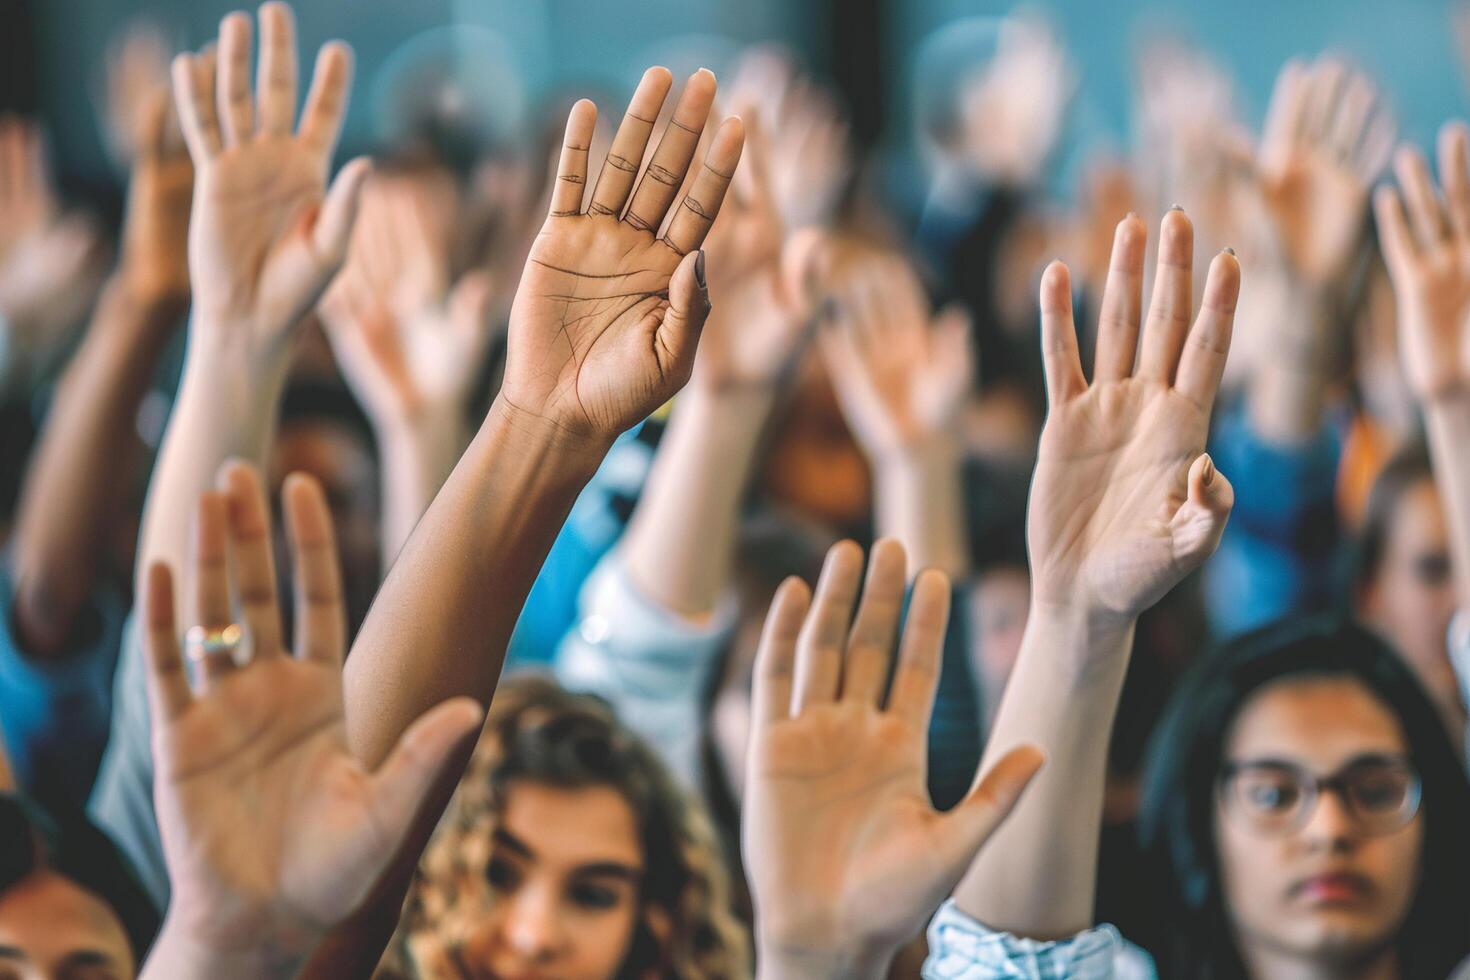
[1135, 616, 1470, 978]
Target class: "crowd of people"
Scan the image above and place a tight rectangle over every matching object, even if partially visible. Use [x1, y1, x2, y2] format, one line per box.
[3, 2, 1470, 977]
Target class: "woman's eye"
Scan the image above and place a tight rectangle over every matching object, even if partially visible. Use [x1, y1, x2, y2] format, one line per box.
[569, 881, 621, 910]
[487, 857, 521, 891]
[1245, 781, 1298, 811]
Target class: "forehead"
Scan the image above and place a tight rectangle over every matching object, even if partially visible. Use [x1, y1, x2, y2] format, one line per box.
[1226, 675, 1407, 768]
[0, 870, 133, 970]
[499, 782, 645, 871]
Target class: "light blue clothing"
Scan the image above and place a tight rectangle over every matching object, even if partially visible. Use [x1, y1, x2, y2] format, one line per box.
[0, 557, 124, 811]
[923, 900, 1154, 980]
[1203, 404, 1344, 638]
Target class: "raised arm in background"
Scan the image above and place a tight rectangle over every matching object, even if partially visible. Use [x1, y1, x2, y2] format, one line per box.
[948, 208, 1239, 938]
[10, 86, 191, 655]
[138, 463, 480, 978]
[135, 2, 368, 598]
[1376, 122, 1470, 613]
[822, 249, 974, 579]
[319, 171, 494, 569]
[744, 538, 1043, 979]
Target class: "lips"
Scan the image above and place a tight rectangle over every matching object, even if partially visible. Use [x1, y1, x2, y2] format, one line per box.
[1290, 871, 1375, 905]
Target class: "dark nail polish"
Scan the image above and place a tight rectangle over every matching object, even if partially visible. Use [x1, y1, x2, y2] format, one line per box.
[695, 249, 707, 289]
[1223, 246, 1236, 256]
[1169, 203, 1185, 212]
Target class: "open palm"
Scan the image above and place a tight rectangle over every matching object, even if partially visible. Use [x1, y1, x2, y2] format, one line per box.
[173, 4, 368, 351]
[1376, 123, 1470, 403]
[502, 67, 744, 440]
[745, 540, 1043, 966]
[1029, 209, 1239, 628]
[143, 464, 480, 955]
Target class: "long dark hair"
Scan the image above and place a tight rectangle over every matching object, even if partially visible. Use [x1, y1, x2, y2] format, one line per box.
[1136, 616, 1470, 979]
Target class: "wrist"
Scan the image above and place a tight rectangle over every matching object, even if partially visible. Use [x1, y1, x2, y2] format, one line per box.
[144, 914, 312, 980]
[756, 937, 893, 980]
[1024, 598, 1138, 681]
[486, 394, 616, 466]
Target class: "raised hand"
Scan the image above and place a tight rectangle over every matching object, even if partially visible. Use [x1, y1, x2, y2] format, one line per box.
[1250, 56, 1395, 286]
[140, 462, 482, 969]
[1030, 209, 1238, 629]
[321, 170, 494, 424]
[744, 539, 1043, 978]
[501, 67, 744, 440]
[1374, 123, 1470, 405]
[821, 248, 973, 458]
[100, 19, 173, 168]
[173, 2, 368, 361]
[118, 85, 193, 315]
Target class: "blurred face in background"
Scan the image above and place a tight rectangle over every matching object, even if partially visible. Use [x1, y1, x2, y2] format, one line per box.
[1359, 477, 1462, 730]
[460, 781, 646, 980]
[761, 357, 871, 531]
[964, 565, 1030, 725]
[0, 870, 134, 980]
[1215, 676, 1421, 976]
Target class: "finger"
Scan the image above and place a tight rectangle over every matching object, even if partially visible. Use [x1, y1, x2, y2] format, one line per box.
[661, 116, 745, 255]
[283, 473, 346, 665]
[298, 40, 353, 161]
[1394, 145, 1448, 249]
[839, 539, 908, 706]
[884, 569, 951, 726]
[549, 98, 595, 216]
[216, 12, 254, 146]
[939, 744, 1046, 869]
[1438, 121, 1470, 241]
[625, 69, 717, 233]
[1038, 260, 1085, 407]
[1174, 249, 1241, 408]
[587, 67, 673, 218]
[791, 540, 864, 713]
[256, 1, 298, 136]
[1356, 110, 1396, 184]
[311, 156, 372, 271]
[1137, 207, 1194, 385]
[1329, 75, 1375, 164]
[171, 51, 222, 160]
[932, 304, 975, 386]
[1261, 59, 1309, 166]
[651, 247, 710, 385]
[218, 461, 283, 660]
[142, 562, 192, 723]
[1302, 58, 1346, 146]
[1091, 212, 1146, 382]
[188, 491, 236, 687]
[368, 697, 486, 862]
[1172, 453, 1235, 566]
[137, 88, 171, 163]
[752, 577, 812, 726]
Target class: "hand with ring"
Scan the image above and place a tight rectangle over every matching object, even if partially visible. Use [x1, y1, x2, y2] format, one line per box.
[138, 460, 485, 975]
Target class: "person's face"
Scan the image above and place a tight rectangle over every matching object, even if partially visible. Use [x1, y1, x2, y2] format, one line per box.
[1215, 676, 1422, 973]
[463, 781, 648, 980]
[1360, 478, 1460, 719]
[964, 566, 1030, 725]
[761, 358, 871, 529]
[0, 870, 134, 980]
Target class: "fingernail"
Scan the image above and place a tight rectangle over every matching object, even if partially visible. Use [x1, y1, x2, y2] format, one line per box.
[1222, 246, 1236, 256]
[1202, 454, 1216, 486]
[1125, 210, 1137, 219]
[1169, 203, 1185, 212]
[694, 249, 707, 289]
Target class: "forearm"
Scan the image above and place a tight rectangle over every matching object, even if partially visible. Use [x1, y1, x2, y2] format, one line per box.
[951, 604, 1134, 938]
[10, 280, 178, 653]
[621, 385, 773, 618]
[373, 407, 467, 570]
[872, 437, 968, 579]
[136, 325, 288, 587]
[344, 395, 609, 767]
[1424, 394, 1470, 608]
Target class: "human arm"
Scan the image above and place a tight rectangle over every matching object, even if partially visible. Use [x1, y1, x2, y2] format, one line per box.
[950, 209, 1239, 937]
[1374, 121, 1470, 609]
[136, 462, 481, 978]
[744, 538, 1043, 979]
[821, 249, 973, 578]
[9, 86, 191, 656]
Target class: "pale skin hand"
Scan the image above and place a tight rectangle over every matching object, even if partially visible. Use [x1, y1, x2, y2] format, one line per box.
[173, 2, 369, 354]
[745, 539, 1043, 980]
[501, 67, 745, 440]
[139, 463, 481, 974]
[954, 210, 1238, 938]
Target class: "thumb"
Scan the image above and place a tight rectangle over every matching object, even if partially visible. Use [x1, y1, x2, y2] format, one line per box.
[1174, 452, 1235, 565]
[938, 744, 1046, 872]
[367, 697, 484, 851]
[654, 248, 711, 378]
[311, 156, 373, 273]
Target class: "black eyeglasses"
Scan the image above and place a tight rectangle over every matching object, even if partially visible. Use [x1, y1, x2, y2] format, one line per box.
[1218, 755, 1422, 838]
